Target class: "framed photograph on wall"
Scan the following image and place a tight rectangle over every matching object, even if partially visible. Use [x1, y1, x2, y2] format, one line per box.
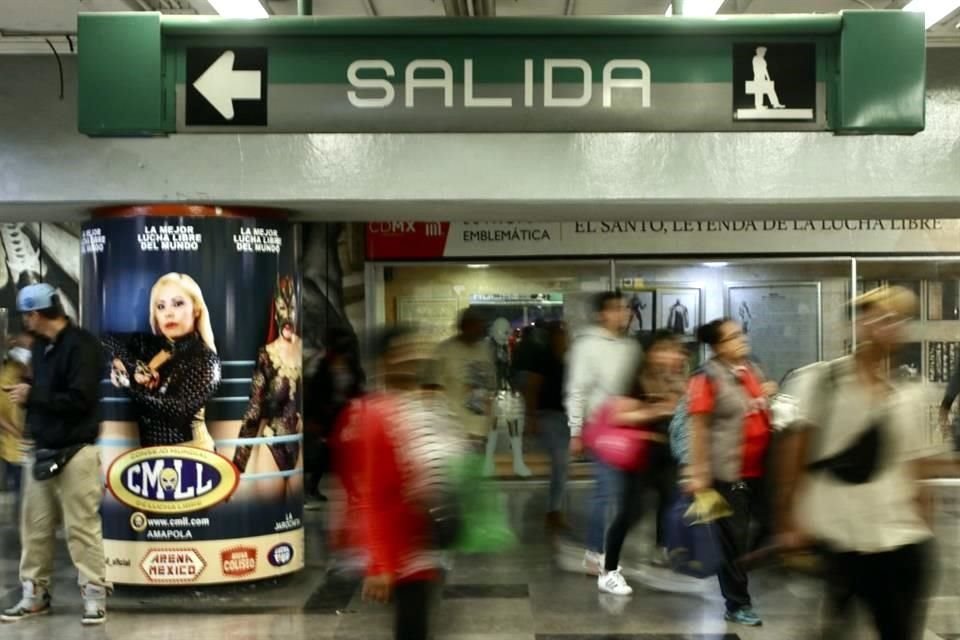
[397, 297, 459, 340]
[927, 281, 960, 321]
[626, 290, 655, 338]
[726, 282, 822, 385]
[927, 341, 960, 384]
[892, 342, 923, 381]
[657, 288, 700, 337]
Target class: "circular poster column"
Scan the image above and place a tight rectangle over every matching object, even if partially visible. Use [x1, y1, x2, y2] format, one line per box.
[81, 205, 303, 585]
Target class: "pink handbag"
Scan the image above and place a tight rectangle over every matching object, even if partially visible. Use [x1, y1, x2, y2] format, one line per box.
[582, 398, 653, 472]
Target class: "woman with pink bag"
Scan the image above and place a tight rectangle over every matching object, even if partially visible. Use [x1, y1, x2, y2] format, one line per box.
[587, 330, 687, 596]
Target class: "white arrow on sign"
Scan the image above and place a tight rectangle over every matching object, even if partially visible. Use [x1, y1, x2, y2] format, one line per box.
[192, 50, 262, 121]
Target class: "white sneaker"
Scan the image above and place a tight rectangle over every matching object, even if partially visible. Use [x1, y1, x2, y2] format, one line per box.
[80, 584, 106, 626]
[583, 550, 604, 576]
[1, 581, 51, 622]
[598, 569, 633, 596]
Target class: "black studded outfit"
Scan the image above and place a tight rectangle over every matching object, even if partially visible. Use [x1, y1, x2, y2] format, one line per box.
[103, 332, 221, 447]
[232, 341, 302, 473]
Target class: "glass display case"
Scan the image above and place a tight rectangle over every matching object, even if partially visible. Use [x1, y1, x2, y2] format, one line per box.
[857, 258, 960, 454]
[370, 255, 958, 472]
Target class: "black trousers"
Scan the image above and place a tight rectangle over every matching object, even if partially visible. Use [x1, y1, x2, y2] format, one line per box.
[822, 540, 932, 640]
[714, 479, 762, 613]
[394, 580, 433, 640]
[652, 450, 677, 549]
[604, 443, 676, 572]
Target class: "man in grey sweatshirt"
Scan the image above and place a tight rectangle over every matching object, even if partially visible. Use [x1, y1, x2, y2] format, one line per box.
[566, 290, 640, 575]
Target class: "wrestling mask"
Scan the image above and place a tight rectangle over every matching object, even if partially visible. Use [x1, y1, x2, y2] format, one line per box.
[274, 276, 298, 338]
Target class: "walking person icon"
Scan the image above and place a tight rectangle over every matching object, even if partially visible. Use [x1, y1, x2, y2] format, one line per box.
[748, 47, 785, 110]
[733, 42, 815, 122]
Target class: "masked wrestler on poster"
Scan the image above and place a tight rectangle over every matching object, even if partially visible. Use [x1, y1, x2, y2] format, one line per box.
[103, 272, 221, 449]
[232, 276, 303, 500]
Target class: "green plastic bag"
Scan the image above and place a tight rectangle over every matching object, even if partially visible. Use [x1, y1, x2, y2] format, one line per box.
[448, 453, 516, 553]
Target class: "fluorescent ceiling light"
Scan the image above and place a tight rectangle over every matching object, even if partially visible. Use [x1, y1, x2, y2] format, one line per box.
[208, 0, 268, 19]
[903, 0, 960, 29]
[467, 264, 490, 269]
[665, 0, 725, 16]
[702, 261, 729, 268]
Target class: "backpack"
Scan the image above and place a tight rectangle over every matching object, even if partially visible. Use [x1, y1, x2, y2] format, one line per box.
[668, 394, 692, 465]
[668, 365, 714, 465]
[392, 394, 467, 550]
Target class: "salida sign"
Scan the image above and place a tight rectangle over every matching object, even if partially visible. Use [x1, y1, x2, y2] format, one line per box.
[347, 58, 650, 109]
[79, 12, 927, 135]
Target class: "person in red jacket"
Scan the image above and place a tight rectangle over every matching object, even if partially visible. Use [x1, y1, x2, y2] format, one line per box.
[345, 327, 448, 640]
[326, 402, 366, 572]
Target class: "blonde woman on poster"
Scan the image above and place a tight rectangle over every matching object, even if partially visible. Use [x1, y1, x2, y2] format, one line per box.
[103, 272, 221, 449]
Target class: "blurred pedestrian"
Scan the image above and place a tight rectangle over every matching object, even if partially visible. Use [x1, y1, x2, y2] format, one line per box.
[351, 326, 463, 640]
[777, 286, 936, 640]
[0, 333, 33, 522]
[687, 318, 776, 627]
[303, 328, 365, 507]
[431, 308, 496, 449]
[566, 290, 640, 575]
[598, 330, 686, 596]
[521, 320, 570, 534]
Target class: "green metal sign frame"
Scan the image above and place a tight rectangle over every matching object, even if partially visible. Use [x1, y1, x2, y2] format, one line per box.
[78, 12, 925, 136]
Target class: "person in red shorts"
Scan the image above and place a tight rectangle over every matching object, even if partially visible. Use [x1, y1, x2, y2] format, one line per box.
[687, 318, 777, 628]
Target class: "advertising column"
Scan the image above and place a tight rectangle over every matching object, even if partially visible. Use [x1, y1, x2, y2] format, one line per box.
[81, 206, 303, 585]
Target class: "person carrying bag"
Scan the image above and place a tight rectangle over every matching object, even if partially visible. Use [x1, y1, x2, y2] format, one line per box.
[776, 287, 939, 640]
[585, 330, 686, 597]
[686, 318, 778, 628]
[1, 284, 109, 626]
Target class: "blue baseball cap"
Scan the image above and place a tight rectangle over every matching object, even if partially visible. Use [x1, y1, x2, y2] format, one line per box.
[17, 283, 57, 313]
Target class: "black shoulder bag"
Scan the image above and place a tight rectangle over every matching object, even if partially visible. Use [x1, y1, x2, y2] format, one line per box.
[33, 444, 87, 481]
[807, 361, 887, 485]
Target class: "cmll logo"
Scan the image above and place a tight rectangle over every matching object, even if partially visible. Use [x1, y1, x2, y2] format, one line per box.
[107, 446, 239, 514]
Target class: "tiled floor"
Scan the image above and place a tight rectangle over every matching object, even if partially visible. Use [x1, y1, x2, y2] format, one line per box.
[0, 482, 958, 639]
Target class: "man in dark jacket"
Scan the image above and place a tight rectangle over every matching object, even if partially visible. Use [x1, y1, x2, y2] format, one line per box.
[0, 283, 109, 626]
[303, 328, 365, 506]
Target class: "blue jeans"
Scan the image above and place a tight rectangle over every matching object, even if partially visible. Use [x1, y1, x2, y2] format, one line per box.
[587, 459, 623, 554]
[537, 411, 570, 514]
